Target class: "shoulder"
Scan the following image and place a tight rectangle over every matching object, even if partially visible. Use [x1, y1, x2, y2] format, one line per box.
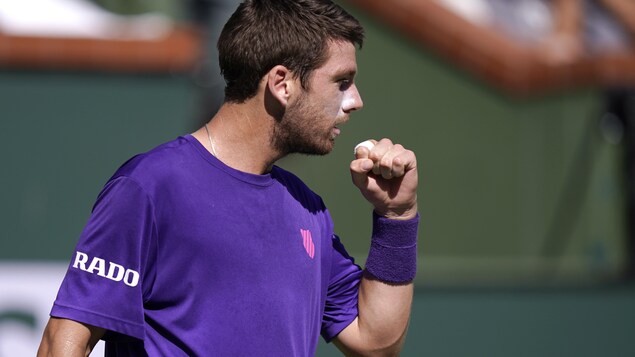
[272, 165, 316, 195]
[90, 135, 204, 204]
[109, 136, 194, 185]
[88, 137, 191, 206]
[272, 165, 326, 210]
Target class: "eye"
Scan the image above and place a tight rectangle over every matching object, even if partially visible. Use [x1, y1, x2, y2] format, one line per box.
[338, 79, 352, 91]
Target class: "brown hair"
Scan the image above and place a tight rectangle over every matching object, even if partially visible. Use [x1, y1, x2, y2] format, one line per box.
[218, 0, 364, 103]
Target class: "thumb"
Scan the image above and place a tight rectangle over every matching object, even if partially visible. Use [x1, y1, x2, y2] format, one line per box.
[350, 158, 373, 188]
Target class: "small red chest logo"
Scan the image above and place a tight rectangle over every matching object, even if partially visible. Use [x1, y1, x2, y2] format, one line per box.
[300, 229, 315, 259]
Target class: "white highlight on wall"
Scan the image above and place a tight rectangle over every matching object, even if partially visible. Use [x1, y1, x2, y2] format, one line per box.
[0, 262, 105, 356]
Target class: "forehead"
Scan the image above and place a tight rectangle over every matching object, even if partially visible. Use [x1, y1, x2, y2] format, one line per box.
[314, 40, 358, 77]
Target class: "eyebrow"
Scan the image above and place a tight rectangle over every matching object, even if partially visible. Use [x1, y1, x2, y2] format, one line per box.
[334, 69, 357, 79]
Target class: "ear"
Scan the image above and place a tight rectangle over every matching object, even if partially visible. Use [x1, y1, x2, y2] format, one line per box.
[266, 65, 296, 107]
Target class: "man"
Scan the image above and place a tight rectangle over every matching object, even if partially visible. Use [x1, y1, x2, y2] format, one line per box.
[38, 0, 419, 355]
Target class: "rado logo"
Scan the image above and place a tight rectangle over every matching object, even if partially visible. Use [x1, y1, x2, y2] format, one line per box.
[72, 251, 140, 287]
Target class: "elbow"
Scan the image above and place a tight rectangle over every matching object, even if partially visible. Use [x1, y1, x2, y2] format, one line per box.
[366, 336, 406, 357]
[346, 344, 404, 357]
[336, 316, 410, 357]
[367, 322, 409, 356]
[344, 331, 407, 357]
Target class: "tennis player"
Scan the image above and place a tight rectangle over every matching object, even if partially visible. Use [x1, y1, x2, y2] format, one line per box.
[38, 0, 419, 355]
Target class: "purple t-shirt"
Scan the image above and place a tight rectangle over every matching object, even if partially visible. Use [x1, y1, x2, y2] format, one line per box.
[51, 135, 362, 356]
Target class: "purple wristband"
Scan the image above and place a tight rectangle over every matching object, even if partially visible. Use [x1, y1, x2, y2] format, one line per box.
[364, 212, 419, 283]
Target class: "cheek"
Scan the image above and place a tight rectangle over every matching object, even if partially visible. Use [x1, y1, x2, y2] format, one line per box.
[316, 92, 342, 117]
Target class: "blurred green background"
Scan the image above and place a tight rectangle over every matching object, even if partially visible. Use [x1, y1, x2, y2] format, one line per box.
[1, 1, 633, 356]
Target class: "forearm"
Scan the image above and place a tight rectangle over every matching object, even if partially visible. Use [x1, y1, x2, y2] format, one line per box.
[38, 317, 104, 357]
[357, 275, 413, 354]
[336, 213, 419, 356]
[334, 277, 414, 357]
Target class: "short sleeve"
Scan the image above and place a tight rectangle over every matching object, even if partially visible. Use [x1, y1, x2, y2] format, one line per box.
[50, 176, 157, 341]
[321, 234, 363, 342]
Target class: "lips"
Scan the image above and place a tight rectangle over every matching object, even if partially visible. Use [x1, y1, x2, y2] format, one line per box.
[332, 117, 348, 138]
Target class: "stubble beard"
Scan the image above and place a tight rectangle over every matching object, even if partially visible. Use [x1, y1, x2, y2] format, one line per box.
[271, 96, 334, 157]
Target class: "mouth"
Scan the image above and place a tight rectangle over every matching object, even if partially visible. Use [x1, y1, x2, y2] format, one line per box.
[331, 117, 348, 139]
[330, 127, 340, 141]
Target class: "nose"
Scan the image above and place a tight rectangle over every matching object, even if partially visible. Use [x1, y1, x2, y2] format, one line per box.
[343, 85, 363, 113]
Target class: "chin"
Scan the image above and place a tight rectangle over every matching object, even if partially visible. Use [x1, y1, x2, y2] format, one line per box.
[294, 141, 334, 156]
[296, 147, 331, 156]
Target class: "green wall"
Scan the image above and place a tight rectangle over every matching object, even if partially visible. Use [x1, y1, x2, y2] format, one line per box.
[0, 71, 196, 260]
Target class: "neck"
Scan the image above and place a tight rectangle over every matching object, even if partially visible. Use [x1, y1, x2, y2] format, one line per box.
[192, 101, 282, 175]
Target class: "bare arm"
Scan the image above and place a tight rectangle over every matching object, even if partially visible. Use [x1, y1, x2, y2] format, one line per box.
[38, 317, 105, 357]
[335, 138, 418, 356]
[334, 276, 413, 356]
